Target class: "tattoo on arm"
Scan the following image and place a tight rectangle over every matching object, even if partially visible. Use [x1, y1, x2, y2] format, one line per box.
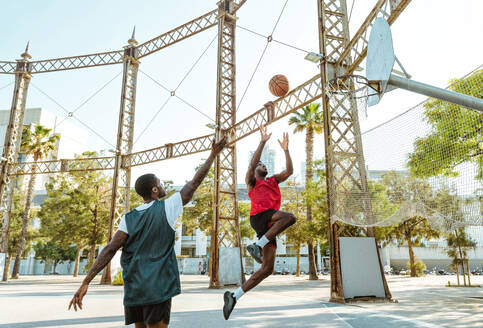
[82, 231, 127, 285]
[180, 154, 216, 205]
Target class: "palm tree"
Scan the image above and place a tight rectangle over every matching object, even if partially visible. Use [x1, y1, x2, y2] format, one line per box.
[446, 228, 476, 286]
[11, 124, 59, 279]
[288, 102, 323, 280]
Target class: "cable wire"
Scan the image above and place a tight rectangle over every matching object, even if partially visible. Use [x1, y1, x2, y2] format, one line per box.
[56, 71, 122, 127]
[139, 69, 171, 93]
[236, 42, 270, 112]
[133, 32, 218, 146]
[31, 82, 116, 149]
[31, 83, 71, 115]
[0, 82, 13, 92]
[174, 94, 215, 122]
[72, 115, 116, 148]
[237, 25, 310, 54]
[174, 33, 218, 91]
[134, 96, 171, 145]
[348, 0, 356, 23]
[270, 0, 289, 36]
[236, 0, 290, 112]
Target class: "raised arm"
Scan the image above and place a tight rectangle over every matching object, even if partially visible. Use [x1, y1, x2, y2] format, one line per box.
[246, 125, 271, 188]
[180, 136, 227, 205]
[273, 132, 293, 183]
[68, 230, 128, 311]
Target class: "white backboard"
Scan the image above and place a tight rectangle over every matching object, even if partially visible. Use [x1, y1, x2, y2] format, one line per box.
[366, 17, 395, 106]
[339, 237, 386, 299]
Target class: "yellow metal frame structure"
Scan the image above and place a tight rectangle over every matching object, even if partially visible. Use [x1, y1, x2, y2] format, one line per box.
[0, 0, 412, 292]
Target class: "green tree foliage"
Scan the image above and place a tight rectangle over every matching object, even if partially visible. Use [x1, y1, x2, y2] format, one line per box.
[12, 124, 59, 278]
[238, 202, 255, 240]
[182, 165, 215, 235]
[281, 180, 309, 276]
[7, 190, 36, 257]
[3, 190, 37, 278]
[408, 70, 483, 179]
[130, 188, 144, 210]
[129, 179, 174, 211]
[70, 152, 112, 272]
[33, 241, 76, 274]
[38, 152, 111, 276]
[302, 160, 328, 246]
[406, 258, 426, 277]
[446, 228, 476, 286]
[289, 102, 323, 280]
[181, 162, 253, 245]
[379, 172, 440, 277]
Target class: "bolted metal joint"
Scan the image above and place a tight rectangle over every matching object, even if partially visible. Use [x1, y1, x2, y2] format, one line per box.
[60, 159, 68, 172]
[15, 61, 32, 74]
[165, 143, 174, 158]
[264, 102, 275, 122]
[124, 46, 139, 60]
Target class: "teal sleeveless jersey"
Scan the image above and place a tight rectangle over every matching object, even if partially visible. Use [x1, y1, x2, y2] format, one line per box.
[120, 200, 180, 306]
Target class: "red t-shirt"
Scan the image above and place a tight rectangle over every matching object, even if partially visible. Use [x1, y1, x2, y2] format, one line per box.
[248, 176, 281, 216]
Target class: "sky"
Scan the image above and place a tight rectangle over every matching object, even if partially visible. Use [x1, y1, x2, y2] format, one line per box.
[0, 0, 482, 186]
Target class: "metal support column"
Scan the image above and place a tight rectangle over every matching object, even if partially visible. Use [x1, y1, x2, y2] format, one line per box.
[0, 46, 32, 281]
[318, 0, 390, 302]
[209, 0, 244, 288]
[100, 31, 139, 284]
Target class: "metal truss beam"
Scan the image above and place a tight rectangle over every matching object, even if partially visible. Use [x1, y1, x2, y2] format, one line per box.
[209, 0, 244, 288]
[137, 10, 218, 58]
[29, 51, 124, 74]
[100, 41, 139, 285]
[0, 56, 31, 281]
[12, 73, 323, 176]
[336, 0, 412, 74]
[232, 0, 248, 13]
[319, 0, 397, 302]
[14, 156, 116, 175]
[0, 61, 17, 74]
[0, 8, 231, 74]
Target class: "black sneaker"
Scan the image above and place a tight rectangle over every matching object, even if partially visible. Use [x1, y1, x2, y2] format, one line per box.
[247, 243, 263, 264]
[223, 291, 236, 320]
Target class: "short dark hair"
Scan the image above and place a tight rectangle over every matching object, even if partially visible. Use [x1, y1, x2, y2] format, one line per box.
[135, 173, 157, 199]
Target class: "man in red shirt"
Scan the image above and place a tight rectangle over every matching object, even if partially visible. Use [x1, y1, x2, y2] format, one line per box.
[223, 122, 296, 320]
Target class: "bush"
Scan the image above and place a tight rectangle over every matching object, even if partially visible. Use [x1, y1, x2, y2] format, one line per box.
[112, 268, 124, 285]
[407, 258, 426, 277]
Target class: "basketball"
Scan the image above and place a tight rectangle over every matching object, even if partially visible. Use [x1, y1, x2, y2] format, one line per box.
[269, 74, 290, 97]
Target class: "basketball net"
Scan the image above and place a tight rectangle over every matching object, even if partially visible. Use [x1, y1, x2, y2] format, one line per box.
[323, 70, 483, 233]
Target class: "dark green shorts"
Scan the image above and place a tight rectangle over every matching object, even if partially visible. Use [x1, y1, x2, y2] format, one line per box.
[124, 298, 171, 325]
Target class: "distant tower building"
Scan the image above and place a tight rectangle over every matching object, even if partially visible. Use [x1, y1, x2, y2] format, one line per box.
[249, 145, 276, 175]
[300, 160, 324, 183]
[0, 107, 89, 192]
[300, 161, 306, 183]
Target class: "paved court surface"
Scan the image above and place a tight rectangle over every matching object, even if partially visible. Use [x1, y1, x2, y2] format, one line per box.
[1, 274, 482, 327]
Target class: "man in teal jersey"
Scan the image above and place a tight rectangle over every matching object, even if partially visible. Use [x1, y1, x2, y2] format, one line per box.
[69, 137, 227, 328]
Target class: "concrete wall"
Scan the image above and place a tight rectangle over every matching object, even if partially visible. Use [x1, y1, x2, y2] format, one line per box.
[384, 246, 483, 271]
[176, 256, 313, 275]
[6, 257, 89, 275]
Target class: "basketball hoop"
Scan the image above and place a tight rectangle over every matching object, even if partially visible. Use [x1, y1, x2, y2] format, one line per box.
[325, 74, 377, 117]
[325, 74, 374, 98]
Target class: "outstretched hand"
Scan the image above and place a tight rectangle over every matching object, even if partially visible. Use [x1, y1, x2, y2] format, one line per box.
[68, 283, 88, 311]
[259, 126, 271, 142]
[278, 132, 289, 151]
[211, 136, 227, 156]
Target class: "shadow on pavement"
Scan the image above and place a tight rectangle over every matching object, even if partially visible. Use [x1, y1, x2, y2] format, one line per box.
[0, 315, 125, 328]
